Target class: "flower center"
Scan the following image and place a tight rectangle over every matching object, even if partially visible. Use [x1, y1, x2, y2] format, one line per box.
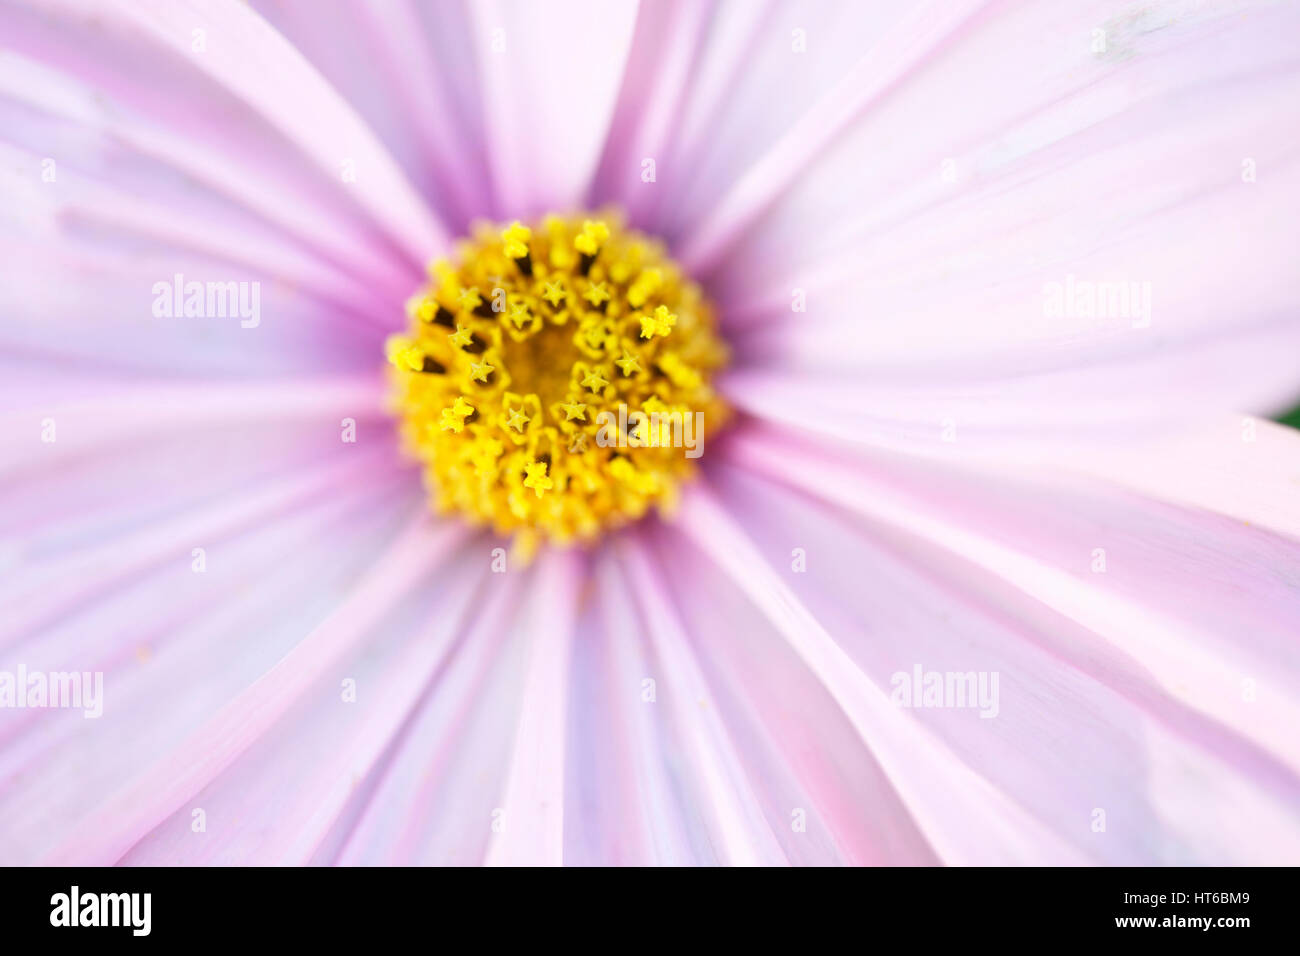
[386, 212, 730, 554]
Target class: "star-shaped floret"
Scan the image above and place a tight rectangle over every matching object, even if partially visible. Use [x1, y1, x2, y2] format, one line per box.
[448, 324, 475, 349]
[580, 368, 610, 392]
[542, 281, 567, 307]
[522, 460, 553, 497]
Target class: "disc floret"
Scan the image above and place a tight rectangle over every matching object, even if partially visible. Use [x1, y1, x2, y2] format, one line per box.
[386, 212, 729, 551]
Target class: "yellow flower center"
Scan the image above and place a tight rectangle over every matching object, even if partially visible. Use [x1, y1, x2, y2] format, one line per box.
[386, 212, 730, 555]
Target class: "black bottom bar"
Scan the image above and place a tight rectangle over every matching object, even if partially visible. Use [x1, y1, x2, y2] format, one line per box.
[0, 866, 1288, 943]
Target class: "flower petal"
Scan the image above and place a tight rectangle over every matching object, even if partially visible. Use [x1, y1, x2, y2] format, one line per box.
[38, 518, 461, 865]
[0, 0, 447, 375]
[464, 0, 641, 216]
[707, 0, 1300, 437]
[676, 0, 989, 271]
[250, 0, 496, 232]
[117, 530, 488, 865]
[669, 482, 1088, 864]
[2, 0, 445, 273]
[710, 422, 1300, 863]
[120, 0, 446, 264]
[561, 541, 787, 865]
[484, 550, 579, 866]
[324, 559, 536, 866]
[586, 0, 718, 225]
[718, 314, 1300, 460]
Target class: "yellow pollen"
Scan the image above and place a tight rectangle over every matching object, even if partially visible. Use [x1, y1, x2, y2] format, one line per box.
[615, 350, 642, 377]
[448, 324, 474, 349]
[522, 460, 554, 497]
[456, 287, 482, 311]
[573, 219, 610, 256]
[386, 211, 730, 549]
[560, 400, 588, 422]
[542, 281, 567, 307]
[582, 281, 611, 307]
[505, 407, 531, 432]
[581, 368, 610, 392]
[640, 304, 677, 339]
[501, 221, 532, 260]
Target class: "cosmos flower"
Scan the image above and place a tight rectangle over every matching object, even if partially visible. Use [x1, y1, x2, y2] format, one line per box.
[2, 0, 1299, 867]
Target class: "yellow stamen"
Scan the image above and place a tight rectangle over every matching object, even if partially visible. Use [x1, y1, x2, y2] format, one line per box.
[448, 324, 475, 349]
[438, 396, 475, 433]
[386, 211, 730, 546]
[560, 400, 588, 422]
[573, 219, 610, 256]
[580, 368, 610, 392]
[542, 281, 567, 307]
[505, 406, 531, 432]
[457, 287, 482, 311]
[627, 268, 663, 309]
[615, 350, 642, 377]
[522, 460, 554, 497]
[582, 281, 611, 307]
[501, 221, 532, 260]
[639, 304, 677, 339]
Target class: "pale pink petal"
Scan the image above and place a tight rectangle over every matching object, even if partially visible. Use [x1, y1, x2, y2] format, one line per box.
[0, 378, 389, 644]
[484, 550, 580, 866]
[622, 1, 965, 249]
[560, 547, 697, 865]
[718, 314, 1300, 460]
[642, 522, 946, 865]
[0, 485, 424, 864]
[250, 0, 495, 231]
[710, 423, 1300, 862]
[0, 378, 381, 476]
[39, 519, 463, 865]
[1024, 413, 1300, 546]
[117, 534, 489, 865]
[464, 0, 641, 217]
[702, 0, 1300, 436]
[676, 0, 989, 272]
[615, 539, 788, 866]
[0, 0, 450, 380]
[586, 0, 718, 225]
[117, 0, 445, 264]
[2, 0, 444, 281]
[1041, 414, 1300, 541]
[559, 543, 782, 865]
[326, 560, 536, 866]
[668, 484, 1091, 864]
[0, 442, 395, 653]
[0, 357, 430, 866]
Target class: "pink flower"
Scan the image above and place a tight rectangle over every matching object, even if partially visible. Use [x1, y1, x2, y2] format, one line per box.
[2, 0, 1299, 866]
